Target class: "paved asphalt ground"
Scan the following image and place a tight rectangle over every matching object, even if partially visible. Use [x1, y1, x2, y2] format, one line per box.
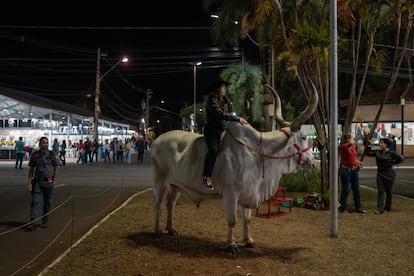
[0, 153, 153, 276]
[0, 154, 412, 275]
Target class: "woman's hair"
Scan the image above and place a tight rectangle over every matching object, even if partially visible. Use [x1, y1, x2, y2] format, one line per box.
[341, 134, 352, 143]
[380, 138, 390, 148]
[341, 134, 354, 148]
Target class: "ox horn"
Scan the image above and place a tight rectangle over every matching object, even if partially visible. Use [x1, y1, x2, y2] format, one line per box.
[265, 79, 318, 132]
[265, 84, 290, 128]
[290, 78, 318, 131]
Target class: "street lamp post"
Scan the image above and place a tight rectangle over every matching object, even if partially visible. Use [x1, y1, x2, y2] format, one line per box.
[401, 97, 405, 155]
[94, 48, 128, 143]
[192, 61, 202, 132]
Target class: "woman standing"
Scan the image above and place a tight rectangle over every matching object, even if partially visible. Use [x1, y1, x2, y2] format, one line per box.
[339, 134, 366, 213]
[374, 138, 404, 214]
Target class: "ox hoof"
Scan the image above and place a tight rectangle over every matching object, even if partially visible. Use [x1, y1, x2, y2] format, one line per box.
[166, 229, 178, 236]
[224, 244, 240, 254]
[245, 242, 256, 248]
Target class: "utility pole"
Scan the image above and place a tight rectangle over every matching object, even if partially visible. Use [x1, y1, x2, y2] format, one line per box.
[94, 48, 101, 143]
[145, 89, 152, 137]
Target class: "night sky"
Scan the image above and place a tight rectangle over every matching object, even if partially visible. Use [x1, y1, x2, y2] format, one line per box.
[0, 1, 251, 125]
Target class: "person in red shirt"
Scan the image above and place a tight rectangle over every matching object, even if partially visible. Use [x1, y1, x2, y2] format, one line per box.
[339, 134, 366, 213]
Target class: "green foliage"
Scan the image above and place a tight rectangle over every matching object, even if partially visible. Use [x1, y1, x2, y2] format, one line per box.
[220, 63, 264, 125]
[279, 167, 321, 193]
[369, 48, 388, 72]
[179, 103, 205, 132]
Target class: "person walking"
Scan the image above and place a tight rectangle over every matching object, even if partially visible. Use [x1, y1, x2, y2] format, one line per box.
[339, 133, 366, 213]
[103, 139, 111, 163]
[15, 136, 25, 169]
[26, 137, 59, 231]
[59, 139, 66, 166]
[76, 139, 86, 164]
[374, 138, 404, 214]
[125, 139, 132, 164]
[202, 79, 248, 189]
[116, 140, 124, 164]
[135, 136, 146, 164]
[52, 138, 60, 156]
[110, 138, 117, 163]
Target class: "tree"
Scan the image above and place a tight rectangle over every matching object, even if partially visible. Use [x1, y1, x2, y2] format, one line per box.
[205, 0, 414, 197]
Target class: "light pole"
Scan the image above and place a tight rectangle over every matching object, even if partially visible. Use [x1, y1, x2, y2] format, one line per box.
[401, 97, 405, 155]
[94, 48, 128, 143]
[192, 61, 202, 132]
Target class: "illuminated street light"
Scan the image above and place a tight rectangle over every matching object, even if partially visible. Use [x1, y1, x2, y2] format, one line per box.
[94, 48, 128, 143]
[192, 61, 202, 132]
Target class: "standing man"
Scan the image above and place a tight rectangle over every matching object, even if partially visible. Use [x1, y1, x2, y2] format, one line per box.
[15, 136, 25, 169]
[27, 137, 59, 231]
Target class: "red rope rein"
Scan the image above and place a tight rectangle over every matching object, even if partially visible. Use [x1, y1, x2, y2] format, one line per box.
[226, 128, 309, 161]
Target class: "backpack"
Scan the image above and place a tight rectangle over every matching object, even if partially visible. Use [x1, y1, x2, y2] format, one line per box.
[301, 193, 325, 210]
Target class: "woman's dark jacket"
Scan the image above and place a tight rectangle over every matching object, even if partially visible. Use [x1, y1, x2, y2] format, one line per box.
[205, 95, 239, 131]
[375, 150, 404, 172]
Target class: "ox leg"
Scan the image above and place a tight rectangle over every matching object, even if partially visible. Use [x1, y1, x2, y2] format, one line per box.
[240, 207, 256, 248]
[153, 169, 165, 235]
[166, 185, 180, 235]
[222, 194, 240, 253]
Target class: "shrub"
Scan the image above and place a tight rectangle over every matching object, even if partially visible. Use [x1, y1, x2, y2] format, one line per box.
[279, 167, 321, 193]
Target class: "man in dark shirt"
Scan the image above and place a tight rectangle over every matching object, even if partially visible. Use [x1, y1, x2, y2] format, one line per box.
[26, 137, 59, 231]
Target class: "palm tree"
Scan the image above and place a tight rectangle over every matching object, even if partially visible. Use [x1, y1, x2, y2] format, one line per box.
[221, 63, 265, 129]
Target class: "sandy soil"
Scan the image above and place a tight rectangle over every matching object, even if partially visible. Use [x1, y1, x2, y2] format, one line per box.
[42, 189, 414, 276]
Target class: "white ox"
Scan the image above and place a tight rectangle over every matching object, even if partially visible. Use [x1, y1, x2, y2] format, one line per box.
[151, 85, 318, 253]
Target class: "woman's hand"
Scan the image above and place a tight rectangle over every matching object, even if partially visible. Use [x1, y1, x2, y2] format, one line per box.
[239, 118, 248, 125]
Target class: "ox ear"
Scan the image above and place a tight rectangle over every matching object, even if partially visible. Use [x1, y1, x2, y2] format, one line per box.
[290, 78, 318, 132]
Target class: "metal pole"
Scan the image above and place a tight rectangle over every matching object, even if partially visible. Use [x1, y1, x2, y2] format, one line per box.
[193, 64, 196, 132]
[94, 48, 101, 144]
[401, 98, 405, 155]
[329, 0, 338, 237]
[146, 89, 151, 137]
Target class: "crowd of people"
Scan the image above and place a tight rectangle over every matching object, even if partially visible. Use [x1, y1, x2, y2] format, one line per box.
[13, 135, 150, 168]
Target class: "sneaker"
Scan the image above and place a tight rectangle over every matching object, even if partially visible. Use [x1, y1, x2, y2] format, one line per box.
[203, 177, 214, 189]
[25, 224, 37, 232]
[39, 222, 48, 229]
[374, 210, 384, 214]
[356, 209, 367, 214]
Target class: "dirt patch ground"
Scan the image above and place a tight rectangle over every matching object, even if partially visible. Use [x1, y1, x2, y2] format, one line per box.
[42, 189, 414, 275]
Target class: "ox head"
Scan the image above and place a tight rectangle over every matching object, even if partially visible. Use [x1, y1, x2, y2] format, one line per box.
[286, 130, 314, 167]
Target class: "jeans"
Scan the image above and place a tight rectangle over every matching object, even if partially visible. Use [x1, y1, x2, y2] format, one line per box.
[339, 167, 362, 211]
[104, 150, 111, 162]
[203, 125, 223, 177]
[15, 152, 25, 168]
[30, 181, 54, 224]
[125, 149, 131, 163]
[137, 149, 144, 164]
[376, 170, 395, 211]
